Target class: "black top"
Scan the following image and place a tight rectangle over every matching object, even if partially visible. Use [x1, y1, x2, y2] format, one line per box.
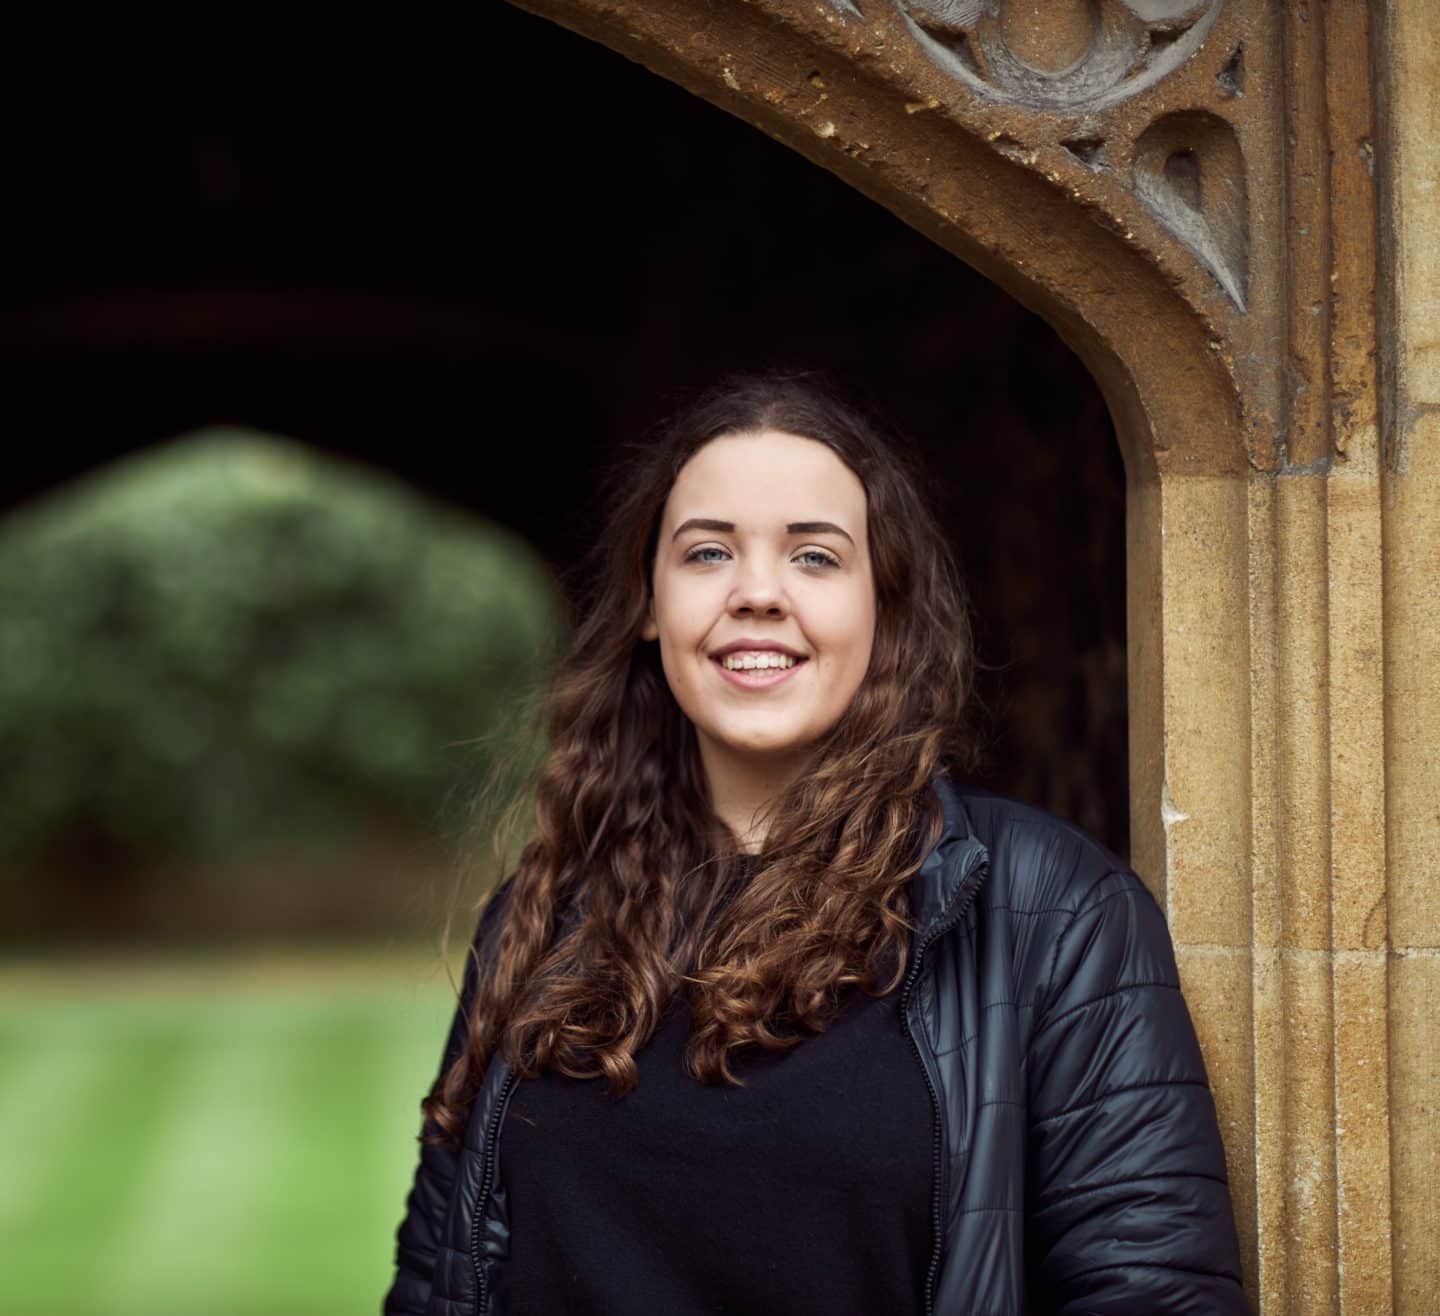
[498, 861, 933, 1315]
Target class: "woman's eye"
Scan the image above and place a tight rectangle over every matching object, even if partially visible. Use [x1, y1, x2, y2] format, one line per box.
[682, 545, 838, 568]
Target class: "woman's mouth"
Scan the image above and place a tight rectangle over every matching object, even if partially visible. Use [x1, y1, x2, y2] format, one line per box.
[711, 653, 808, 690]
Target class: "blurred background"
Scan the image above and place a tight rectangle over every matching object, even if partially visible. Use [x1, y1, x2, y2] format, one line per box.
[1, 13, 1125, 1316]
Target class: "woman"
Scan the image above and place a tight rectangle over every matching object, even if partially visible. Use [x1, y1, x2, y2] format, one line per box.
[383, 374, 1249, 1316]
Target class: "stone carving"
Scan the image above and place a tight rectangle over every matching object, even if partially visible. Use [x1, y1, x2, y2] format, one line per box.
[870, 0, 1248, 308]
[1132, 109, 1249, 308]
[894, 0, 1223, 112]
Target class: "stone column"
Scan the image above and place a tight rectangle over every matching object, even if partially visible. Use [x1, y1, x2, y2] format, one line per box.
[1381, 3, 1440, 1307]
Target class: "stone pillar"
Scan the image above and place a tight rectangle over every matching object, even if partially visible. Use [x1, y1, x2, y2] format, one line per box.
[1381, 4, 1440, 1307]
[510, 0, 1434, 1307]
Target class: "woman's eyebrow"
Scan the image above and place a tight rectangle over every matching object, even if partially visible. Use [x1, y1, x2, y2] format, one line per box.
[671, 517, 855, 545]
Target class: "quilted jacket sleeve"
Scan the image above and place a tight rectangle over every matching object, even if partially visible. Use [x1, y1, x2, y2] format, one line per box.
[1024, 869, 1250, 1315]
[382, 877, 514, 1316]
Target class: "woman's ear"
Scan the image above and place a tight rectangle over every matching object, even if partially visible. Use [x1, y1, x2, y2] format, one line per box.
[640, 596, 658, 642]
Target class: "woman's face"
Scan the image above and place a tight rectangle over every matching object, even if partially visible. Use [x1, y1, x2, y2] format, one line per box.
[642, 428, 877, 780]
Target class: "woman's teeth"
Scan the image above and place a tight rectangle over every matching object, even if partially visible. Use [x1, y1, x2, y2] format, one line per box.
[720, 652, 799, 671]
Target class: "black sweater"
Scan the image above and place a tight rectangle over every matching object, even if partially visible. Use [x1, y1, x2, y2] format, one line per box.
[498, 867, 933, 1315]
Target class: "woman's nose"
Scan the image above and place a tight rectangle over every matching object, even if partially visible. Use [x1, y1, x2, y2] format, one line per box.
[728, 564, 788, 616]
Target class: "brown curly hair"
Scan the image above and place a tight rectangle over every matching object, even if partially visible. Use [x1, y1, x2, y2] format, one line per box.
[423, 370, 976, 1146]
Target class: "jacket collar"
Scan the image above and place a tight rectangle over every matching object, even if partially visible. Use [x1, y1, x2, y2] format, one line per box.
[909, 774, 989, 937]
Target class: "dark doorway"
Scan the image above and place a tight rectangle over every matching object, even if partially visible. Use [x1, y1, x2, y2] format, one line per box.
[7, 12, 1128, 856]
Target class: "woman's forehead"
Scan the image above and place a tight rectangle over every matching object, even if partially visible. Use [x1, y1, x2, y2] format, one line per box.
[665, 430, 866, 524]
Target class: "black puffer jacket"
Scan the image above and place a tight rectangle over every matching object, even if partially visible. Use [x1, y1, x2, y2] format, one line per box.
[384, 777, 1249, 1315]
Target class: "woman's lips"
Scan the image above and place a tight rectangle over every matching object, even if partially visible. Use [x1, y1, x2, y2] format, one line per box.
[712, 657, 807, 690]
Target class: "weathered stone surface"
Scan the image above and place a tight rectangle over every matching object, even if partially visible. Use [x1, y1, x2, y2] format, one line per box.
[1175, 942, 1257, 1285]
[1333, 953, 1393, 1312]
[1387, 9, 1440, 1313]
[1388, 4, 1440, 956]
[1390, 951, 1440, 1310]
[1154, 472, 1251, 950]
[1281, 949, 1339, 1313]
[1273, 474, 1329, 953]
[1384, 412, 1440, 954]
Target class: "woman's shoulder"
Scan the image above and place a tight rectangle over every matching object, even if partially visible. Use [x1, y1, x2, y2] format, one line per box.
[937, 781, 1183, 1018]
[938, 778, 1151, 924]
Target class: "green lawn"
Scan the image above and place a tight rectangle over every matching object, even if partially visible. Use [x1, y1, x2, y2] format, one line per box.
[0, 948, 460, 1316]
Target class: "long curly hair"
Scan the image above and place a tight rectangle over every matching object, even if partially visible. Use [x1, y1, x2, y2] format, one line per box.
[423, 371, 977, 1146]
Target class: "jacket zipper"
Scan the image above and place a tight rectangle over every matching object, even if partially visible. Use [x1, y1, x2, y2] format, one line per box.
[472, 1066, 519, 1315]
[899, 858, 989, 1316]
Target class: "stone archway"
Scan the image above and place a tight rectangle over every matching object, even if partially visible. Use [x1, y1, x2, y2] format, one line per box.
[509, 1, 1435, 1310]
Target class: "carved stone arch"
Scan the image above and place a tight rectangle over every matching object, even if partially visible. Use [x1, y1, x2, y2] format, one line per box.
[513, 1, 1421, 1311]
[517, 0, 1258, 484]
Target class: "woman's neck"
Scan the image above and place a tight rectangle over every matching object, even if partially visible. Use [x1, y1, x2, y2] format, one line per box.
[698, 738, 811, 854]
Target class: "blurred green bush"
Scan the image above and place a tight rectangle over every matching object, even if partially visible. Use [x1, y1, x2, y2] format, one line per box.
[0, 429, 565, 910]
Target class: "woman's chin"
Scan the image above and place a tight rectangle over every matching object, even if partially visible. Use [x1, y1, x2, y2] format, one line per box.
[713, 730, 815, 761]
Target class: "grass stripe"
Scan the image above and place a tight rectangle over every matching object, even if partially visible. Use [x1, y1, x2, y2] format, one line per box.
[370, 995, 457, 1271]
[88, 1027, 291, 1316]
[0, 957, 457, 1316]
[1, 1023, 196, 1316]
[0, 1039, 110, 1232]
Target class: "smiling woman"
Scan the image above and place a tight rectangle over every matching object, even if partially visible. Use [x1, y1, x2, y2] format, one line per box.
[383, 372, 1248, 1316]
